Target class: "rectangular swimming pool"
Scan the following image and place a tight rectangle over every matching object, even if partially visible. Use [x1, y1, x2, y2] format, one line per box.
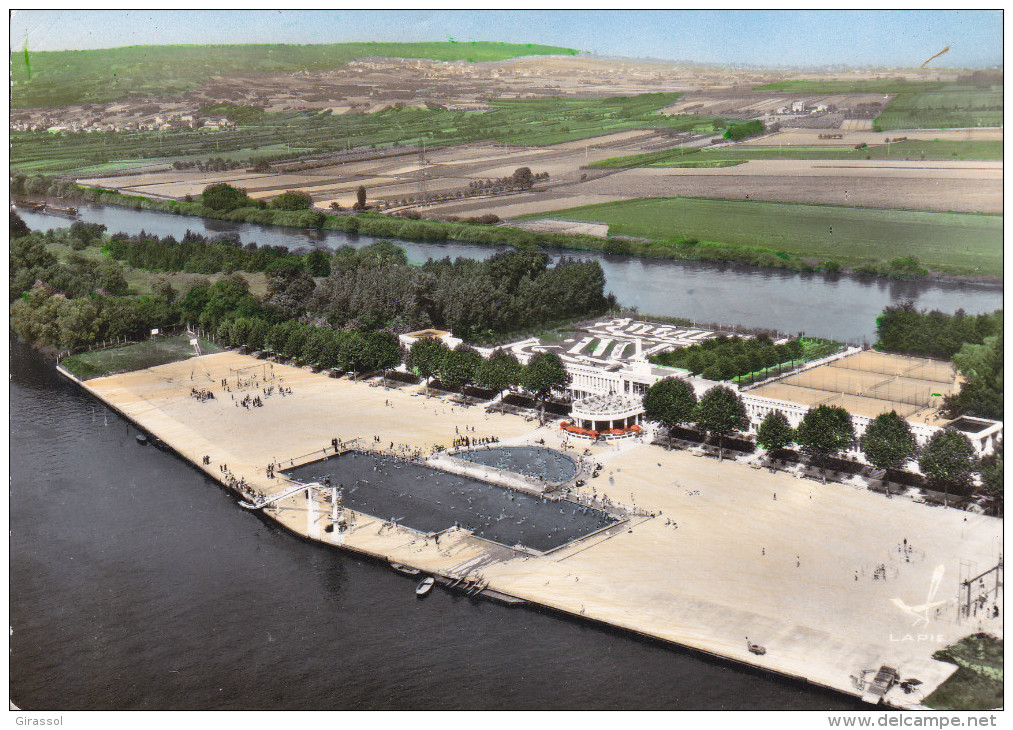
[283, 451, 616, 552]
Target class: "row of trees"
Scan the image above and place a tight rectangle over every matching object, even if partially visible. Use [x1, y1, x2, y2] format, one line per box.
[652, 334, 832, 381]
[643, 376, 1000, 507]
[408, 339, 568, 423]
[215, 317, 400, 377]
[876, 302, 1003, 421]
[103, 229, 329, 277]
[306, 244, 613, 342]
[876, 302, 1002, 359]
[642, 378, 747, 460]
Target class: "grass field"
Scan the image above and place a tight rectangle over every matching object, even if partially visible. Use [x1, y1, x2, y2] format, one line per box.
[754, 80, 1002, 131]
[591, 140, 1003, 168]
[924, 634, 1003, 711]
[10, 93, 729, 175]
[10, 42, 578, 109]
[520, 197, 1003, 275]
[61, 334, 224, 380]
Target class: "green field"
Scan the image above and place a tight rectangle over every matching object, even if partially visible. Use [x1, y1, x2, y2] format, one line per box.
[591, 140, 1003, 168]
[754, 79, 1002, 131]
[61, 334, 224, 380]
[520, 197, 1003, 275]
[924, 634, 1003, 711]
[10, 93, 729, 174]
[10, 42, 578, 109]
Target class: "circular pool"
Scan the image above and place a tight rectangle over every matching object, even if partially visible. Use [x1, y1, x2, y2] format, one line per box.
[453, 446, 578, 483]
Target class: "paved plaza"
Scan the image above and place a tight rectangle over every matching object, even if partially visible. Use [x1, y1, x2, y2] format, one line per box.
[80, 351, 1003, 708]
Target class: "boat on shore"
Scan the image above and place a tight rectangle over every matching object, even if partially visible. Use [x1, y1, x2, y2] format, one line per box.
[415, 576, 435, 597]
[389, 561, 421, 576]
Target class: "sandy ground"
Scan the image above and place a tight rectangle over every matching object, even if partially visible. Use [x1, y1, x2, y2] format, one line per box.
[79, 351, 1003, 708]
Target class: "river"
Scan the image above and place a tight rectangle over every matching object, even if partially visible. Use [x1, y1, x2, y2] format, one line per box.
[18, 203, 1002, 344]
[9, 338, 864, 710]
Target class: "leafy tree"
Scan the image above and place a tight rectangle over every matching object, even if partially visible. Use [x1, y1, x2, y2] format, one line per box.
[409, 338, 450, 392]
[301, 327, 333, 366]
[10, 210, 30, 238]
[151, 276, 177, 303]
[361, 330, 401, 383]
[245, 319, 270, 352]
[265, 321, 297, 355]
[919, 430, 976, 505]
[200, 183, 255, 213]
[228, 318, 252, 349]
[978, 444, 1003, 516]
[701, 364, 723, 381]
[282, 325, 311, 360]
[756, 410, 794, 457]
[474, 350, 523, 409]
[69, 221, 107, 249]
[794, 405, 855, 481]
[860, 411, 916, 481]
[312, 329, 338, 370]
[523, 352, 569, 424]
[438, 347, 482, 390]
[270, 190, 313, 211]
[694, 385, 747, 460]
[511, 167, 535, 189]
[945, 333, 1003, 420]
[642, 377, 697, 449]
[304, 250, 331, 277]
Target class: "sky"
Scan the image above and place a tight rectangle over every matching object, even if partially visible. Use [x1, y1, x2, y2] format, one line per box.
[8, 9, 1004, 68]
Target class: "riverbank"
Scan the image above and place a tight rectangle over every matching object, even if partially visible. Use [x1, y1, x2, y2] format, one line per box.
[61, 350, 1003, 710]
[15, 180, 1004, 285]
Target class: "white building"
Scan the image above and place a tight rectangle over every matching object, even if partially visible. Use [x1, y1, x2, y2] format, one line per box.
[560, 353, 1001, 457]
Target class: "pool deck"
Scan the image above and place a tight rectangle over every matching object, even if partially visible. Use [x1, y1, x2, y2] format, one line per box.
[67, 351, 1003, 710]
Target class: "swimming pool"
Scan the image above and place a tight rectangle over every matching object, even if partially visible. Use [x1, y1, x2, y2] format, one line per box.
[283, 451, 612, 552]
[451, 446, 578, 483]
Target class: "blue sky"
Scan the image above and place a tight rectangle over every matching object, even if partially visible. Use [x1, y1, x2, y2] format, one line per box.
[9, 9, 1003, 68]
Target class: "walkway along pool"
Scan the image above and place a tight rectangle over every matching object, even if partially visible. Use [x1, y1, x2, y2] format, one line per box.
[282, 451, 616, 553]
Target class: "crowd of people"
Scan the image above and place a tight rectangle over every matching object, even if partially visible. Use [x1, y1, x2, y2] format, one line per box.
[190, 387, 215, 402]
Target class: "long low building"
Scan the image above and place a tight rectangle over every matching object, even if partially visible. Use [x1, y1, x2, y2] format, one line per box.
[558, 344, 1001, 458]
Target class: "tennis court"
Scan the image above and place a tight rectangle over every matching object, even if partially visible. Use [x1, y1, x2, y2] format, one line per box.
[750, 350, 956, 419]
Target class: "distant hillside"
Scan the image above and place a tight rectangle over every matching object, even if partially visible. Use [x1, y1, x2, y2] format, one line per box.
[10, 41, 580, 109]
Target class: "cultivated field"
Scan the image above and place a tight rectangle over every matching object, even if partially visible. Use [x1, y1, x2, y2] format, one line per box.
[16, 93, 726, 176]
[572, 161, 1004, 216]
[593, 140, 1003, 168]
[753, 80, 1003, 131]
[518, 195, 1003, 275]
[77, 132, 686, 209]
[749, 351, 958, 421]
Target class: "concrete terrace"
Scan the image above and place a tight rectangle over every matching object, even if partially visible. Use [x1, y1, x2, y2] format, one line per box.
[76, 351, 1003, 709]
[495, 317, 725, 366]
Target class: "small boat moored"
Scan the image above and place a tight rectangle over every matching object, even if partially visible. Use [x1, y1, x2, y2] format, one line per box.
[135, 434, 148, 445]
[415, 576, 435, 597]
[390, 561, 421, 576]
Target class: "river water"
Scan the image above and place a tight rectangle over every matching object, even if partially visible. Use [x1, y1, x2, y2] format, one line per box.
[10, 338, 863, 710]
[8, 203, 999, 709]
[19, 203, 1002, 344]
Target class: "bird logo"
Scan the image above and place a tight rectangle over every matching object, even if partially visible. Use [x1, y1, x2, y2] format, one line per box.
[891, 564, 947, 627]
